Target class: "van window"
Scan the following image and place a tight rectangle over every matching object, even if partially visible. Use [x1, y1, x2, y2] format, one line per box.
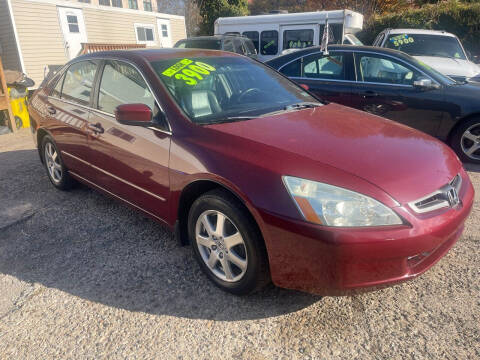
[261, 31, 278, 55]
[283, 29, 314, 50]
[243, 31, 259, 53]
[319, 23, 343, 44]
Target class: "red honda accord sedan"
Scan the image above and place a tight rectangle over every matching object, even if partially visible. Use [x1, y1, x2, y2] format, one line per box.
[28, 49, 474, 295]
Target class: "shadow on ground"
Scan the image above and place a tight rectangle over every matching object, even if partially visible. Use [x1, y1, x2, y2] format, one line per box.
[0, 149, 320, 321]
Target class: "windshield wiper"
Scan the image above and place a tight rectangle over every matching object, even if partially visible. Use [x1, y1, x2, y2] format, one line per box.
[198, 116, 255, 125]
[283, 102, 323, 110]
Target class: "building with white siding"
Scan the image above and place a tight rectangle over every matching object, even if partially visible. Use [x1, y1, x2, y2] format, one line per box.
[0, 0, 186, 85]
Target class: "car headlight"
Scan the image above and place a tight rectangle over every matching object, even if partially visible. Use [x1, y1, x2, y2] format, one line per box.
[283, 176, 402, 227]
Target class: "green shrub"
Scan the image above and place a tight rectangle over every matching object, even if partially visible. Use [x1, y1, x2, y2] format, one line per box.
[359, 0, 480, 54]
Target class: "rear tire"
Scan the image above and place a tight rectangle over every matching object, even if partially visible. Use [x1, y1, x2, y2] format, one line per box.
[41, 135, 76, 190]
[188, 189, 270, 295]
[450, 117, 480, 164]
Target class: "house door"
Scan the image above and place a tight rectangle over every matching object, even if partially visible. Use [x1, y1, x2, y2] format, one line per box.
[157, 18, 172, 48]
[57, 7, 88, 59]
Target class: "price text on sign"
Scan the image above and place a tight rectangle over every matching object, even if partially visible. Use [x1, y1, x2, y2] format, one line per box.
[390, 34, 415, 47]
[162, 59, 216, 86]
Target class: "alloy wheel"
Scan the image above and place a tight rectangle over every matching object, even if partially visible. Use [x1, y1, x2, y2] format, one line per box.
[460, 123, 480, 161]
[44, 142, 63, 184]
[195, 210, 248, 282]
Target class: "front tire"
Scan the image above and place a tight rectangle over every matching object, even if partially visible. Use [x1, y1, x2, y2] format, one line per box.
[41, 135, 76, 190]
[450, 117, 480, 163]
[188, 189, 270, 295]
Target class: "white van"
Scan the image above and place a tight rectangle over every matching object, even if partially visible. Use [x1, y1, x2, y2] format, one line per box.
[214, 10, 364, 61]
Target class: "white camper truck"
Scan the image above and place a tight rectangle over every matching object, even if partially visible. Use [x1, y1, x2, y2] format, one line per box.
[214, 10, 364, 61]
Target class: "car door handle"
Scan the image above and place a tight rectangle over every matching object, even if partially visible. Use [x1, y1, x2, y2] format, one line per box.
[362, 91, 378, 98]
[87, 122, 104, 134]
[47, 106, 56, 115]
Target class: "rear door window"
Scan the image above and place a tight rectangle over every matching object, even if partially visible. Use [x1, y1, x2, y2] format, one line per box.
[242, 31, 259, 53]
[60, 60, 98, 106]
[261, 31, 278, 55]
[243, 39, 257, 55]
[223, 38, 234, 52]
[280, 58, 301, 77]
[234, 38, 246, 55]
[302, 53, 346, 80]
[185, 39, 221, 50]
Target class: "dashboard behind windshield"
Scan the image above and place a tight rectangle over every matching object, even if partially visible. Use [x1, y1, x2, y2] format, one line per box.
[385, 34, 466, 60]
[151, 56, 318, 124]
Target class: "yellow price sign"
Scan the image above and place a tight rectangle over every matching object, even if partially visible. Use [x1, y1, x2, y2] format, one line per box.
[391, 34, 415, 47]
[162, 59, 217, 86]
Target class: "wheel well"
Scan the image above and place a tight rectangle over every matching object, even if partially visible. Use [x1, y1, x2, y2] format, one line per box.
[447, 113, 480, 144]
[176, 180, 261, 246]
[36, 128, 48, 163]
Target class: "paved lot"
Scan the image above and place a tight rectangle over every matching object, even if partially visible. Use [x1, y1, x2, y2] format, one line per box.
[0, 129, 479, 359]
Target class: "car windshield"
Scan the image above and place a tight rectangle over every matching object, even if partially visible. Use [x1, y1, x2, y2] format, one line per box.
[177, 39, 222, 50]
[151, 56, 319, 124]
[385, 34, 466, 60]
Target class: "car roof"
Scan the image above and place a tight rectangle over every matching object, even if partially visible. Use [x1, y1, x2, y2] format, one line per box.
[74, 48, 242, 63]
[386, 29, 456, 37]
[265, 45, 415, 66]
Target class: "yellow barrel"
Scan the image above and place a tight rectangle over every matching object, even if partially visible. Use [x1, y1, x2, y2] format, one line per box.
[8, 86, 30, 128]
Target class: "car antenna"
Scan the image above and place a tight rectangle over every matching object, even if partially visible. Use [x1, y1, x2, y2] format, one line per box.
[321, 14, 329, 55]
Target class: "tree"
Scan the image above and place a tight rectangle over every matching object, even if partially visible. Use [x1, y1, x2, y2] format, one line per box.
[194, 0, 249, 35]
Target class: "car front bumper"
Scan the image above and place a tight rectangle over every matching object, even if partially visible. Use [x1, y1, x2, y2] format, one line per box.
[259, 172, 475, 295]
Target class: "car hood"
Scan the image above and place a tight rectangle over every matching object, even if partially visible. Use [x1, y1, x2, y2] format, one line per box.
[206, 103, 461, 204]
[414, 56, 480, 78]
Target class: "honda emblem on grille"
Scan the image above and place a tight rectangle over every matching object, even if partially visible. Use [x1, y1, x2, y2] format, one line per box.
[446, 186, 460, 207]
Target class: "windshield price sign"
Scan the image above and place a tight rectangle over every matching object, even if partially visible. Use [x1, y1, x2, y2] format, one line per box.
[162, 59, 216, 86]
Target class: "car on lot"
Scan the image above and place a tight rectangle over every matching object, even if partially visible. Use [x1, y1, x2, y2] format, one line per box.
[28, 49, 474, 296]
[373, 29, 480, 82]
[174, 35, 257, 58]
[267, 45, 480, 163]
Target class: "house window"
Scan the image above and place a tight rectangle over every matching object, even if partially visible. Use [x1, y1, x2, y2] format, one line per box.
[77, 0, 90, 3]
[128, 0, 138, 9]
[143, 0, 152, 11]
[67, 15, 79, 33]
[111, 0, 122, 7]
[160, 24, 168, 37]
[135, 24, 155, 45]
[99, 0, 110, 6]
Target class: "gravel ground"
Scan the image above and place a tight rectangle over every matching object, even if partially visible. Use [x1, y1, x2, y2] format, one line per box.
[0, 129, 479, 359]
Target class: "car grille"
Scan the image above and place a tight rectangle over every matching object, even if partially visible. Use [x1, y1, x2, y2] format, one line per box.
[408, 174, 462, 214]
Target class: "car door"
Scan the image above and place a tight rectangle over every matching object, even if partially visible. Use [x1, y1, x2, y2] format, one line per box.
[87, 59, 171, 220]
[279, 51, 353, 106]
[350, 52, 445, 135]
[46, 60, 99, 175]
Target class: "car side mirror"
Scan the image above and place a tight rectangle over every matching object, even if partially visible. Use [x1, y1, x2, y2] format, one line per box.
[413, 78, 439, 90]
[115, 103, 153, 127]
